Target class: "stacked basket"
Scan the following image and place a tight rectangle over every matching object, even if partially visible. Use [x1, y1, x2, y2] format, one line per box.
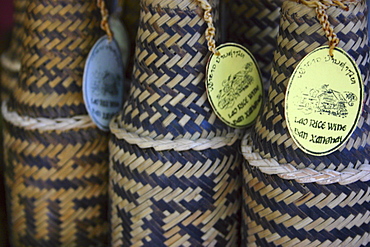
[109, 0, 243, 246]
[2, 0, 109, 245]
[242, 0, 370, 246]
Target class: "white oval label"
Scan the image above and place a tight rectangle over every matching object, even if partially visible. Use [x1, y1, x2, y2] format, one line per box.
[206, 43, 263, 128]
[285, 46, 363, 156]
[83, 35, 124, 131]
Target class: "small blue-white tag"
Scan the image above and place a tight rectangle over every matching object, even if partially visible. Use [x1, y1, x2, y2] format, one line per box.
[83, 35, 124, 131]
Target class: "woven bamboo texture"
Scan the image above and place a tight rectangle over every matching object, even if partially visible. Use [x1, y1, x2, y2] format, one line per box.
[2, 0, 110, 245]
[110, 137, 242, 246]
[10, 0, 102, 118]
[240, 0, 370, 246]
[109, 0, 242, 245]
[225, 0, 285, 90]
[8, 0, 28, 57]
[1, 51, 21, 100]
[248, 0, 369, 174]
[2, 109, 109, 246]
[242, 161, 370, 247]
[116, 0, 234, 140]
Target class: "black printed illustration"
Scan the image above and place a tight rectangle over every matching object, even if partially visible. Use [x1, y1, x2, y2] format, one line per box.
[297, 84, 357, 117]
[91, 70, 122, 96]
[217, 62, 254, 109]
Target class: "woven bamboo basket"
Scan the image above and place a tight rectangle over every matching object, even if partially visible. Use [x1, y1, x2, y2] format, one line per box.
[2, 108, 109, 246]
[225, 0, 285, 91]
[0, 0, 27, 100]
[2, 0, 110, 245]
[241, 0, 370, 246]
[109, 0, 242, 245]
[10, 0, 102, 119]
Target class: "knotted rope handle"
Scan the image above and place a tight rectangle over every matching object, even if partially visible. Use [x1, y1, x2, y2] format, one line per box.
[196, 0, 220, 56]
[293, 0, 360, 56]
[97, 0, 113, 41]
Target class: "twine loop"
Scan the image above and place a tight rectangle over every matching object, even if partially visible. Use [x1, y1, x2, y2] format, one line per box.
[97, 0, 113, 41]
[195, 0, 220, 56]
[242, 132, 370, 185]
[110, 114, 242, 151]
[294, 0, 359, 56]
[1, 101, 95, 131]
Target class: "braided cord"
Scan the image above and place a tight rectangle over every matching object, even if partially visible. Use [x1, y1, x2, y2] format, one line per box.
[242, 133, 370, 185]
[195, 0, 220, 55]
[97, 0, 113, 40]
[294, 0, 359, 56]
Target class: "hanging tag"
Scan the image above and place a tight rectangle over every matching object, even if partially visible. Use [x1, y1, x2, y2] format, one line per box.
[206, 43, 263, 128]
[285, 46, 363, 156]
[83, 35, 124, 131]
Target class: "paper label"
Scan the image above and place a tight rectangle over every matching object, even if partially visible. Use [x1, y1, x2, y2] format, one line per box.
[83, 35, 124, 131]
[285, 46, 363, 156]
[206, 43, 263, 128]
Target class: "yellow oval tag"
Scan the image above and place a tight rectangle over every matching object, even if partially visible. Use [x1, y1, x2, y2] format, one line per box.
[206, 43, 263, 128]
[285, 46, 364, 156]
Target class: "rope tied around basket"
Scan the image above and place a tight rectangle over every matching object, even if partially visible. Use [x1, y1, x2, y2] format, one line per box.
[110, 114, 242, 151]
[97, 0, 113, 41]
[242, 133, 370, 185]
[195, 0, 220, 56]
[292, 0, 360, 56]
[1, 101, 95, 131]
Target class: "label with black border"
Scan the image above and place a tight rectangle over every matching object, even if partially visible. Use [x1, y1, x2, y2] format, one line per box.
[206, 43, 263, 128]
[285, 46, 363, 156]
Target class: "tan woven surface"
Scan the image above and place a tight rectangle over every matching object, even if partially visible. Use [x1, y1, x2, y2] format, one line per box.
[109, 0, 242, 245]
[3, 112, 109, 246]
[245, 0, 369, 177]
[242, 161, 370, 247]
[8, 0, 28, 57]
[116, 0, 234, 140]
[11, 0, 102, 118]
[2, 0, 110, 245]
[240, 1, 370, 246]
[0, 51, 21, 100]
[109, 137, 242, 247]
[226, 0, 284, 90]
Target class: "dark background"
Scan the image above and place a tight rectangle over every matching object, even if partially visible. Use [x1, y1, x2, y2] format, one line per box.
[1, 0, 16, 246]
